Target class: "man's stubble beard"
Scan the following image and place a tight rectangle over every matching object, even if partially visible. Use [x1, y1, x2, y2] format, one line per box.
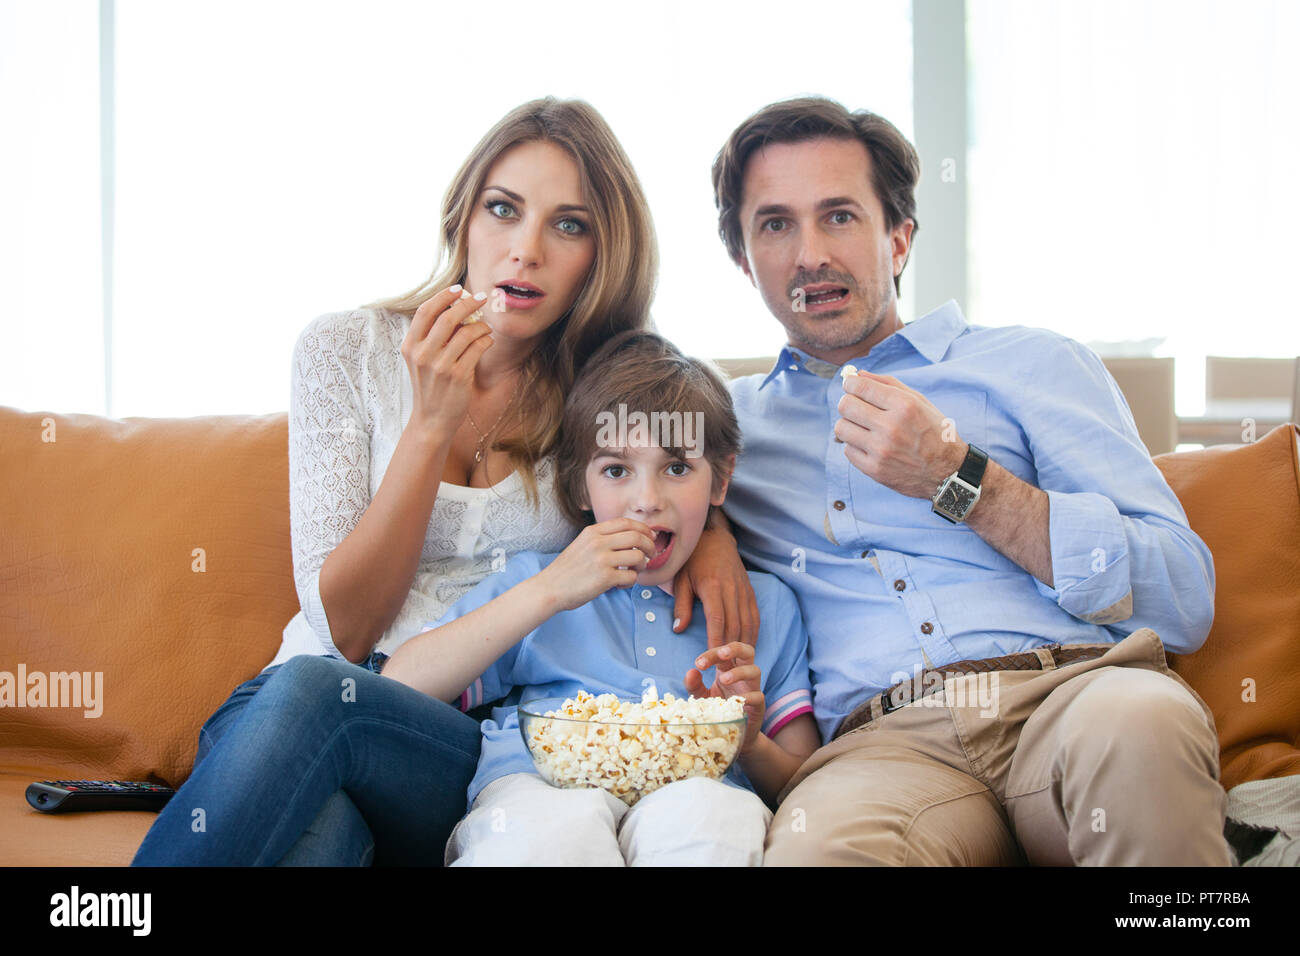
[778, 270, 894, 356]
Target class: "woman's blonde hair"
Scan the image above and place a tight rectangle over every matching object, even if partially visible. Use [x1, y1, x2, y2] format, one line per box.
[367, 97, 659, 508]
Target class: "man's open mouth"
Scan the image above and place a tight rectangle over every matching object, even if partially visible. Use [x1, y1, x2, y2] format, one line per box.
[804, 286, 850, 306]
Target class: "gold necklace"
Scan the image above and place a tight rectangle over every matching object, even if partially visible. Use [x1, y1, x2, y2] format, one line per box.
[465, 369, 531, 463]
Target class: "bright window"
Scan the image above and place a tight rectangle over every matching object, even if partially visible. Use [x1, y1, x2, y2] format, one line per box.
[0, 0, 103, 415]
[1, 0, 912, 417]
[968, 0, 1300, 415]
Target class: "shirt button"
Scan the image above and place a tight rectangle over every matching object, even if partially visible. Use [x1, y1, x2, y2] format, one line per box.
[833, 500, 846, 511]
[921, 622, 934, 634]
[645, 611, 656, 622]
[641, 589, 652, 599]
[893, 579, 906, 592]
[645, 646, 657, 657]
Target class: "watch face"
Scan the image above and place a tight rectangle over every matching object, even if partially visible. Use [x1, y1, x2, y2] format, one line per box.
[937, 482, 977, 517]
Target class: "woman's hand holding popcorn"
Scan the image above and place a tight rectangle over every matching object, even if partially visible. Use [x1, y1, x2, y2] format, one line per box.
[686, 642, 765, 752]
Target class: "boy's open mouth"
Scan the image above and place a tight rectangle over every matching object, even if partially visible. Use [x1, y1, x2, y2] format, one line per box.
[645, 528, 675, 571]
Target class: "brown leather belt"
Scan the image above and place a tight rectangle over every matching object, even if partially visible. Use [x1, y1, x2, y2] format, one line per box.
[832, 643, 1113, 741]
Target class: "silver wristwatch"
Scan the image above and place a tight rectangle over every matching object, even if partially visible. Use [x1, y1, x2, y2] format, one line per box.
[931, 444, 989, 523]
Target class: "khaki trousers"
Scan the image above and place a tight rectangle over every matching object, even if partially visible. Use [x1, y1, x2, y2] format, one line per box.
[764, 629, 1233, 866]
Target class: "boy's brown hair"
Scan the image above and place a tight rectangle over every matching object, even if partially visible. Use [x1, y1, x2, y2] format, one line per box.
[554, 330, 742, 527]
[710, 96, 920, 296]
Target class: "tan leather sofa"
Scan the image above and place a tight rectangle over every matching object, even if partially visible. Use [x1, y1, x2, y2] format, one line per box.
[2, 405, 1298, 865]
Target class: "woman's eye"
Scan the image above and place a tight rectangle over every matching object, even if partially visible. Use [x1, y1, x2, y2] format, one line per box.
[557, 218, 587, 236]
[601, 464, 626, 479]
[486, 200, 515, 218]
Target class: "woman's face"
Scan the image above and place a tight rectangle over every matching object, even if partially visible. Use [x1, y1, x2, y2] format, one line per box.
[464, 140, 597, 342]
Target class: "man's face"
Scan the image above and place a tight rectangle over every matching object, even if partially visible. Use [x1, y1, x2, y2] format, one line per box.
[736, 137, 914, 365]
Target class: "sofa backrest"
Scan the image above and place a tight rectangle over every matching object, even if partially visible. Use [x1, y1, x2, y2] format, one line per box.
[0, 407, 296, 786]
[2, 404, 1297, 792]
[1155, 423, 1300, 790]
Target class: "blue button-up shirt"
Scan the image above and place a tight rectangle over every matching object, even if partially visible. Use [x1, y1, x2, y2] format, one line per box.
[723, 300, 1215, 742]
[424, 551, 815, 806]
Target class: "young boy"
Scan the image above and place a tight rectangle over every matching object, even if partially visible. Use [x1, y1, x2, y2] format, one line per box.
[381, 331, 821, 865]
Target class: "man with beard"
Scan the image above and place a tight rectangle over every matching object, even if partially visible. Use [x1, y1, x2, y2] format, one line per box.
[702, 96, 1232, 865]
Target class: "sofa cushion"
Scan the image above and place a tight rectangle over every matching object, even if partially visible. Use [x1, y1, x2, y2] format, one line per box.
[0, 772, 152, 866]
[1154, 423, 1300, 791]
[0, 407, 297, 789]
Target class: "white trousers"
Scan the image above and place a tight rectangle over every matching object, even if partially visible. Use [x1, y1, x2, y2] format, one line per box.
[446, 773, 773, 866]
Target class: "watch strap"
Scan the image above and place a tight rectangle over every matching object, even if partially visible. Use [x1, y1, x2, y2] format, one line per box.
[956, 444, 988, 488]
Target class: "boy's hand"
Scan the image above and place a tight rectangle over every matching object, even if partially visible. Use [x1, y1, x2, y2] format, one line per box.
[536, 518, 656, 611]
[685, 642, 765, 752]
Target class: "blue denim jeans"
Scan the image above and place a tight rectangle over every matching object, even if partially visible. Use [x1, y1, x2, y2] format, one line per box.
[131, 654, 481, 866]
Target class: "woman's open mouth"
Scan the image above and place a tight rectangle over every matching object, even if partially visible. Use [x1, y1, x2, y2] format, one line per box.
[497, 283, 546, 310]
[644, 529, 675, 571]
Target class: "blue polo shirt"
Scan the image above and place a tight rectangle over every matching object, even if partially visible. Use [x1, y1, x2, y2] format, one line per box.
[423, 551, 815, 806]
[723, 299, 1216, 742]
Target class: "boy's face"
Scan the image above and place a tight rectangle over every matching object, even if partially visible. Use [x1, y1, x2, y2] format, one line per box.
[582, 428, 732, 593]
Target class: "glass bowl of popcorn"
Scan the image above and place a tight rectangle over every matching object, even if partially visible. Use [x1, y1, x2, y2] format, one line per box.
[518, 690, 748, 806]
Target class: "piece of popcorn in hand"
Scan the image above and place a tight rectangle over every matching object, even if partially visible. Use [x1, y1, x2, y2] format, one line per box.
[840, 364, 859, 381]
[456, 289, 486, 325]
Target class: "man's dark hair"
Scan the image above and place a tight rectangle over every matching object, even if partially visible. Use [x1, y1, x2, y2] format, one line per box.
[711, 96, 921, 296]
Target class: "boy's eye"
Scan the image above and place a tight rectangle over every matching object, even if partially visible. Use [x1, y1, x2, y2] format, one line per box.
[601, 464, 626, 479]
[667, 462, 690, 477]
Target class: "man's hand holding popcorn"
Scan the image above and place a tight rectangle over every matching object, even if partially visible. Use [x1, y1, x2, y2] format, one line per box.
[835, 367, 967, 499]
[836, 366, 1057, 588]
[686, 642, 764, 753]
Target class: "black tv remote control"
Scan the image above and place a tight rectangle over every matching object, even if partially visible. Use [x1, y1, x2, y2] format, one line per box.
[26, 780, 176, 813]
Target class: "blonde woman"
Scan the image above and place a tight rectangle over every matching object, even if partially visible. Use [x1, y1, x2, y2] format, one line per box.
[133, 98, 758, 866]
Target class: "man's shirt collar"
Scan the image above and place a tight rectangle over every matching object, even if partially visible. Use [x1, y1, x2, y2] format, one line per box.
[757, 299, 969, 390]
